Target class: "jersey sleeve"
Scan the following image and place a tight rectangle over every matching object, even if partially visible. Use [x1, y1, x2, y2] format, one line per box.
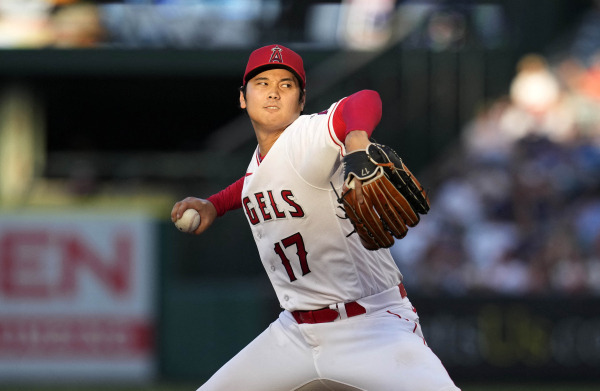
[207, 175, 245, 217]
[332, 90, 382, 142]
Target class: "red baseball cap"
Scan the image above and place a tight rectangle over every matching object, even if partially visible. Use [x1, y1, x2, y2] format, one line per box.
[243, 44, 306, 89]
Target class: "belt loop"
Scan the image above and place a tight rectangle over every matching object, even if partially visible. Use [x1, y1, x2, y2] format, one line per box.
[329, 303, 347, 320]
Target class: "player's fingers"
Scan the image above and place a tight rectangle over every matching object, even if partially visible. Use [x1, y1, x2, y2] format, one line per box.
[354, 179, 365, 204]
[171, 202, 183, 222]
[171, 197, 197, 221]
[194, 201, 217, 235]
[194, 215, 210, 235]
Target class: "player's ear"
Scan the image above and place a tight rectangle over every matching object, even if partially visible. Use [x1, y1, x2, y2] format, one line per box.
[299, 89, 306, 111]
[239, 88, 247, 109]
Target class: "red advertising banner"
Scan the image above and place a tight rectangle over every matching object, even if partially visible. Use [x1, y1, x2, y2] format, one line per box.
[0, 211, 156, 382]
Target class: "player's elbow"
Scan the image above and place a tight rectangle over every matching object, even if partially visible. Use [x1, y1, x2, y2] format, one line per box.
[358, 89, 381, 102]
[354, 90, 382, 118]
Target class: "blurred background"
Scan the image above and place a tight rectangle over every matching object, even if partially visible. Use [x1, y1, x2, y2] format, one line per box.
[1, 0, 600, 389]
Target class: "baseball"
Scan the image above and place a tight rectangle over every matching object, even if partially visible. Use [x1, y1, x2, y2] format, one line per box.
[175, 209, 200, 233]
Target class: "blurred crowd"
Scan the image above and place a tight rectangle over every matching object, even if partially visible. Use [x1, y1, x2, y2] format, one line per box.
[0, 0, 506, 50]
[0, 0, 105, 48]
[392, 50, 600, 297]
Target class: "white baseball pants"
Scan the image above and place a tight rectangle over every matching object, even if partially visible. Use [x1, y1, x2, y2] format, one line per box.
[197, 285, 460, 391]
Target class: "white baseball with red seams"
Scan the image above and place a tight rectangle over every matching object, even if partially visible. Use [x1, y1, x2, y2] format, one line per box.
[174, 208, 200, 233]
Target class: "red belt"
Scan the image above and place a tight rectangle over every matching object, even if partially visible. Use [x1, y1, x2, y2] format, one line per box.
[292, 283, 407, 324]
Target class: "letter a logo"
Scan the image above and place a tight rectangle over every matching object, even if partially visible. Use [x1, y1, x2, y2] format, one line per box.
[270, 46, 283, 63]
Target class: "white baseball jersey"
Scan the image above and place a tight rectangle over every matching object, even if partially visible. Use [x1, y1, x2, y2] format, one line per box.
[241, 99, 403, 311]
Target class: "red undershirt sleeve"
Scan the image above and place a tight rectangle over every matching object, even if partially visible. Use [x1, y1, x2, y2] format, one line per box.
[332, 89, 382, 143]
[207, 175, 245, 217]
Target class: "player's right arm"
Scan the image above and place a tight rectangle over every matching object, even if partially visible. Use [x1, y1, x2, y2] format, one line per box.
[170, 175, 245, 234]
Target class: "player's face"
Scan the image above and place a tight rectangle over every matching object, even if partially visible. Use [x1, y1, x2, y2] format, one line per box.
[240, 68, 305, 134]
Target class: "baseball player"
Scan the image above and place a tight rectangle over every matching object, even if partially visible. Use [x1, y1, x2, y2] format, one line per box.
[171, 44, 460, 391]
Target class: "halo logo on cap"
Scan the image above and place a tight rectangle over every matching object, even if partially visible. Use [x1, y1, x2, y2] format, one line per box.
[269, 46, 283, 63]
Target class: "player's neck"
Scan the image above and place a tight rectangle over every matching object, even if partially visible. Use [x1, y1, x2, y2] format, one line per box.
[254, 127, 285, 157]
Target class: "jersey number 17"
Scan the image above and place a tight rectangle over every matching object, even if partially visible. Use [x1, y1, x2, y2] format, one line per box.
[273, 232, 310, 282]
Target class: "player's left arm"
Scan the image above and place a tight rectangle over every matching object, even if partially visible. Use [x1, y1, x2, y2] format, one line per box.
[334, 90, 383, 201]
[332, 89, 382, 150]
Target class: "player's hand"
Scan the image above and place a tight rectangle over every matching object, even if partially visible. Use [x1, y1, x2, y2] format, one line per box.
[171, 197, 217, 235]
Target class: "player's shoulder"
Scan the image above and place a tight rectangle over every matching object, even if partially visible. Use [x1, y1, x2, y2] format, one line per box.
[306, 98, 344, 120]
[288, 98, 344, 134]
[294, 112, 327, 129]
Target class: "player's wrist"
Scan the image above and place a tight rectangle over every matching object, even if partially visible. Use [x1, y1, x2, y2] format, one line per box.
[344, 130, 370, 153]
